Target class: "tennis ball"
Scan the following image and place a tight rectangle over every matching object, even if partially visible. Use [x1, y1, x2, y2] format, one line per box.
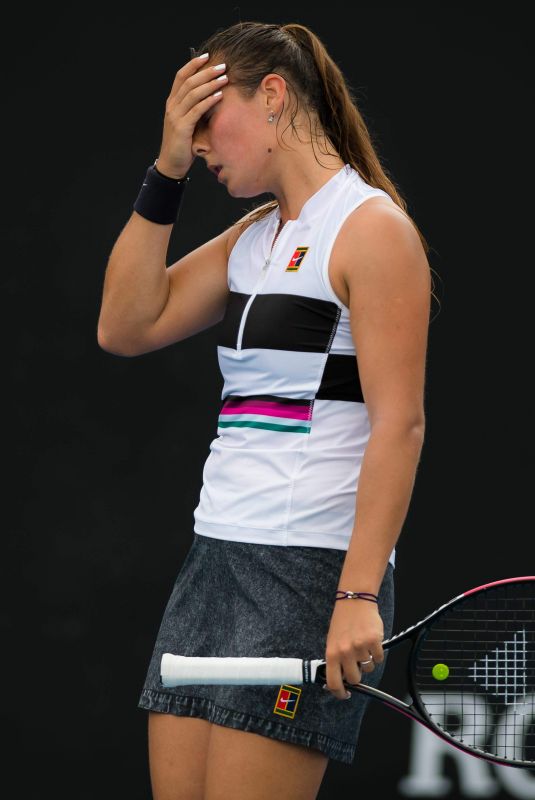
[432, 663, 450, 681]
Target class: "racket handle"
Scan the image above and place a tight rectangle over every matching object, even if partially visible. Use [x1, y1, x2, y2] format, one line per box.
[160, 654, 325, 687]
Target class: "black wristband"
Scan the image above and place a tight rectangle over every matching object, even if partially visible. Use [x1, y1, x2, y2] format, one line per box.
[153, 161, 188, 182]
[133, 162, 190, 225]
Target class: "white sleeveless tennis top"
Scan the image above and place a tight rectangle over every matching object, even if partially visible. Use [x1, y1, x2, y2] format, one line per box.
[193, 163, 396, 567]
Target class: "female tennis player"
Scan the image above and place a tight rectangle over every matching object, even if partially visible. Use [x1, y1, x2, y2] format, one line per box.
[98, 20, 434, 800]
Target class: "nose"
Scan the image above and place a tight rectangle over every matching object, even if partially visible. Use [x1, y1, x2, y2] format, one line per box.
[192, 128, 209, 157]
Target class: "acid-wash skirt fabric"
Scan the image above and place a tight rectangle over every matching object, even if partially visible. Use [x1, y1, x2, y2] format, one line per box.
[137, 532, 395, 765]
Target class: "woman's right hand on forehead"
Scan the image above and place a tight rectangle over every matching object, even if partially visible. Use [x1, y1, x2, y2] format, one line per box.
[155, 53, 228, 180]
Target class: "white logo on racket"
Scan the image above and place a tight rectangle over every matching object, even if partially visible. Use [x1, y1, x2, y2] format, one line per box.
[470, 628, 528, 704]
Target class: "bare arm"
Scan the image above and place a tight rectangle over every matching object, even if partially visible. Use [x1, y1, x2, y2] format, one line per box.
[97, 208, 256, 357]
[323, 201, 431, 700]
[337, 202, 430, 591]
[98, 50, 235, 355]
[97, 211, 174, 355]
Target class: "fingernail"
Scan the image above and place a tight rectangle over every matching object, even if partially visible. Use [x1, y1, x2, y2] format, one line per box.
[199, 53, 209, 59]
[344, 690, 352, 700]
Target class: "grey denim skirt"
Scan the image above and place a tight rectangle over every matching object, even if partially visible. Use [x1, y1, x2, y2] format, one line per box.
[137, 532, 395, 765]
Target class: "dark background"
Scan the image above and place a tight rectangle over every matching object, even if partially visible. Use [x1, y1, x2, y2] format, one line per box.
[5, 4, 533, 798]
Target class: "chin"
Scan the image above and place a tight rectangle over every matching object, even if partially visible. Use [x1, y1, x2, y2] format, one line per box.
[225, 182, 257, 200]
[222, 170, 267, 199]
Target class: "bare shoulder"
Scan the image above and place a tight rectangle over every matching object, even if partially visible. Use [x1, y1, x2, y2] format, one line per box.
[332, 195, 429, 295]
[341, 196, 422, 253]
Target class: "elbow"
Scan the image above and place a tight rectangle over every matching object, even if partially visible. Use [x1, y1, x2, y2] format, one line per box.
[405, 420, 426, 446]
[410, 419, 426, 440]
[370, 416, 426, 440]
[97, 326, 138, 357]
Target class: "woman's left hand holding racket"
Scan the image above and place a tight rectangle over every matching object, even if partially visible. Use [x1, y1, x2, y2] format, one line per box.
[324, 598, 385, 700]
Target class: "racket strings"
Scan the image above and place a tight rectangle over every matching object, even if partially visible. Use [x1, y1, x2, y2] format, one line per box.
[412, 581, 535, 765]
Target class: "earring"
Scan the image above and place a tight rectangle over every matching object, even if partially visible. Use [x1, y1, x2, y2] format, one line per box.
[268, 110, 275, 123]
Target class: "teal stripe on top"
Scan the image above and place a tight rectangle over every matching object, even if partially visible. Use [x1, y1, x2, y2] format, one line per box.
[218, 417, 311, 433]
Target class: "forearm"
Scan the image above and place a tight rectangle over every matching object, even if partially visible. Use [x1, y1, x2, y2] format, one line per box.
[337, 423, 425, 596]
[98, 212, 172, 352]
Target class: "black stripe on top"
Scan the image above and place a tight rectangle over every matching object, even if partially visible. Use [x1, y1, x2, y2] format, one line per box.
[317, 354, 365, 402]
[218, 291, 340, 352]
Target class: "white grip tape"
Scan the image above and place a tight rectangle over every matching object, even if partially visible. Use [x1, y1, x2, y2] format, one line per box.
[160, 654, 323, 687]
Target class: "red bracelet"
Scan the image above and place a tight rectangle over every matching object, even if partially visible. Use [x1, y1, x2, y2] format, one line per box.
[335, 590, 379, 602]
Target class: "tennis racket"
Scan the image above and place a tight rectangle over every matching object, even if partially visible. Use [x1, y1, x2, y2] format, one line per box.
[160, 576, 535, 768]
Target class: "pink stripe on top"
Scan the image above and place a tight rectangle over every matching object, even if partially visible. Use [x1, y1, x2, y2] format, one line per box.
[221, 404, 311, 420]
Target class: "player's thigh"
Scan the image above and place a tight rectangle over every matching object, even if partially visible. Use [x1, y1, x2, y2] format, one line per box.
[148, 711, 212, 800]
[204, 725, 329, 800]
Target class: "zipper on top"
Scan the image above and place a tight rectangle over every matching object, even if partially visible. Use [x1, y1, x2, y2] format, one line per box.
[236, 216, 293, 351]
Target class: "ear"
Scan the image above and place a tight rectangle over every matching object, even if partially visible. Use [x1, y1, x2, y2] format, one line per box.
[259, 73, 287, 111]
